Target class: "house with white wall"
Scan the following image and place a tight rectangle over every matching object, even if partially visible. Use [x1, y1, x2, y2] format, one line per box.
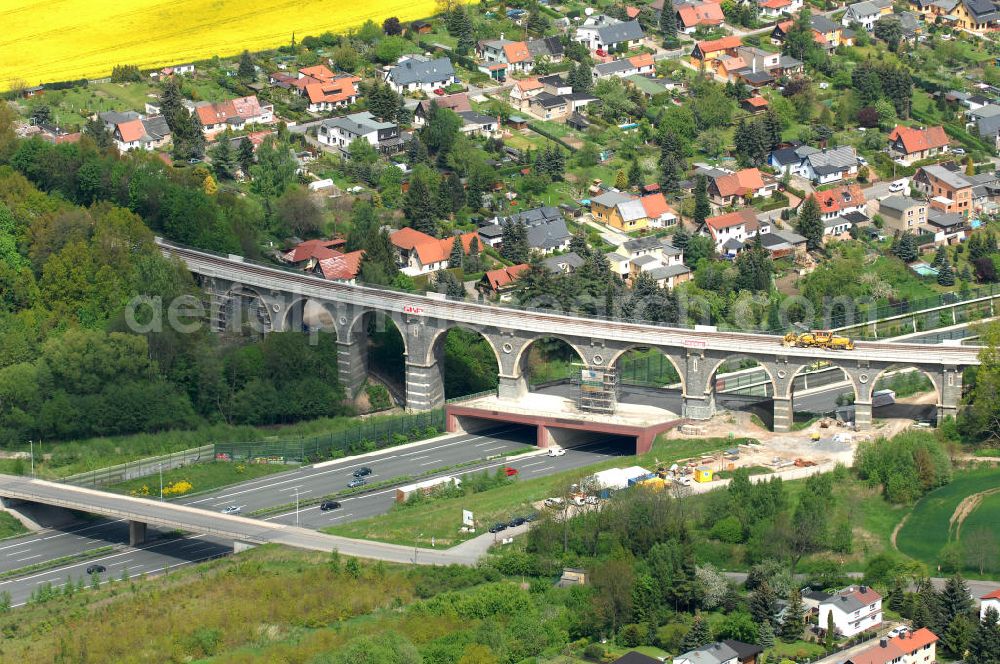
[819, 585, 882, 638]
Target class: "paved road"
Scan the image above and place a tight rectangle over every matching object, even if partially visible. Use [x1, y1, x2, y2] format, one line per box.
[0, 426, 627, 605]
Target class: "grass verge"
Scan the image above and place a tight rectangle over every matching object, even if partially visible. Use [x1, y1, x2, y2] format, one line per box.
[324, 437, 728, 547]
[0, 511, 28, 539]
[107, 461, 292, 499]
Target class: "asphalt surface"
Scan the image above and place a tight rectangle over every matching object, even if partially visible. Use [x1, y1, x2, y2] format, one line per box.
[0, 425, 629, 606]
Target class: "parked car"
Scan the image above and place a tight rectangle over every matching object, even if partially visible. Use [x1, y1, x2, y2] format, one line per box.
[353, 467, 372, 478]
[953, 147, 966, 155]
[433, 88, 445, 95]
[86, 564, 106, 575]
[503, 466, 518, 476]
[348, 478, 367, 488]
[888, 180, 906, 192]
[220, 505, 241, 514]
[544, 497, 564, 508]
[547, 447, 566, 457]
[320, 500, 342, 511]
[488, 522, 508, 533]
[508, 516, 526, 527]
[888, 626, 909, 638]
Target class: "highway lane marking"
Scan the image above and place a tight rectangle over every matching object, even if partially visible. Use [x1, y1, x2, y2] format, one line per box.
[407, 455, 430, 461]
[518, 460, 547, 468]
[326, 513, 353, 521]
[529, 466, 555, 473]
[36, 558, 136, 585]
[0, 518, 130, 549]
[0, 539, 33, 551]
[419, 459, 443, 466]
[185, 428, 528, 505]
[12, 554, 41, 563]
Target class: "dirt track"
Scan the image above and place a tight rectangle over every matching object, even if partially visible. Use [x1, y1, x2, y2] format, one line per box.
[950, 487, 1000, 541]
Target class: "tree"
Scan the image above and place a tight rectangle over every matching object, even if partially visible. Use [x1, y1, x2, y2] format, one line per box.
[672, 224, 690, 250]
[940, 574, 974, 627]
[237, 138, 255, 175]
[660, 3, 678, 45]
[717, 611, 760, 644]
[735, 238, 773, 292]
[449, 6, 475, 54]
[500, 220, 530, 264]
[382, 16, 402, 35]
[968, 607, 1000, 664]
[874, 16, 903, 52]
[759, 620, 776, 649]
[891, 232, 919, 263]
[403, 175, 438, 236]
[875, 98, 898, 130]
[421, 104, 463, 158]
[615, 169, 629, 190]
[796, 195, 823, 251]
[83, 118, 113, 150]
[30, 105, 51, 126]
[238, 50, 256, 80]
[249, 137, 297, 210]
[749, 583, 777, 627]
[693, 175, 711, 227]
[946, 614, 975, 659]
[627, 160, 643, 188]
[660, 155, 681, 194]
[209, 134, 236, 180]
[680, 613, 711, 652]
[938, 260, 955, 287]
[275, 186, 322, 237]
[780, 588, 804, 642]
[966, 156, 976, 177]
[448, 235, 465, 269]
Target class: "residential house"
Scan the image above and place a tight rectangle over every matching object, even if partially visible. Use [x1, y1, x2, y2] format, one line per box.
[702, 208, 768, 252]
[690, 36, 743, 67]
[479, 206, 572, 254]
[817, 184, 867, 239]
[384, 56, 456, 94]
[709, 45, 802, 86]
[574, 15, 645, 53]
[757, 0, 803, 20]
[842, 0, 894, 30]
[612, 236, 691, 289]
[98, 110, 142, 131]
[674, 640, 762, 664]
[457, 111, 500, 137]
[970, 106, 1000, 150]
[305, 75, 361, 113]
[877, 195, 928, 233]
[593, 53, 655, 79]
[510, 78, 545, 110]
[742, 96, 769, 113]
[112, 115, 171, 152]
[410, 20, 433, 34]
[538, 74, 573, 95]
[772, 15, 854, 50]
[317, 111, 404, 154]
[887, 125, 950, 164]
[802, 590, 832, 616]
[675, 1, 726, 34]
[818, 585, 882, 638]
[944, 0, 999, 32]
[625, 74, 682, 98]
[390, 228, 480, 276]
[980, 589, 1000, 620]
[527, 36, 565, 63]
[529, 92, 570, 120]
[759, 228, 808, 259]
[705, 167, 776, 206]
[478, 38, 535, 75]
[640, 192, 679, 227]
[543, 252, 586, 274]
[413, 93, 472, 127]
[590, 190, 670, 231]
[194, 95, 274, 136]
[281, 238, 363, 283]
[795, 146, 860, 184]
[912, 164, 973, 215]
[843, 628, 938, 664]
[478, 264, 530, 300]
[926, 209, 970, 244]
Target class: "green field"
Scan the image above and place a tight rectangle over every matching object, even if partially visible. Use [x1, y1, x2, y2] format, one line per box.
[0, 511, 28, 539]
[895, 467, 1000, 570]
[108, 461, 291, 498]
[325, 437, 728, 547]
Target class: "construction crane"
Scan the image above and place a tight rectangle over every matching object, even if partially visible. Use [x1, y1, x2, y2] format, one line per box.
[782, 330, 855, 351]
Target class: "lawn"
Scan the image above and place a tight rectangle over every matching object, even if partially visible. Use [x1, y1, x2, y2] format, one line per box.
[0, 511, 28, 539]
[324, 437, 730, 547]
[895, 467, 1000, 570]
[107, 460, 292, 499]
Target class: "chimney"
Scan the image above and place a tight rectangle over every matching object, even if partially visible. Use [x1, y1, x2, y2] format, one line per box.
[860, 585, 868, 593]
[880, 638, 888, 648]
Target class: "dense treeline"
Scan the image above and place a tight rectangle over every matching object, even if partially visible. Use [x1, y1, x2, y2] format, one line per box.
[0, 166, 346, 445]
[854, 430, 952, 503]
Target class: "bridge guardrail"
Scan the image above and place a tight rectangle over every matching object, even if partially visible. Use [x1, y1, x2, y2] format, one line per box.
[158, 238, 994, 342]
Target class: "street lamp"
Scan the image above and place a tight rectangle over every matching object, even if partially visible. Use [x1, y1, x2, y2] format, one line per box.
[414, 532, 423, 564]
[159, 463, 163, 501]
[294, 486, 301, 526]
[28, 440, 33, 478]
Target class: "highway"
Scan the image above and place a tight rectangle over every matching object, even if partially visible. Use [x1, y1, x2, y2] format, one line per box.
[0, 426, 629, 606]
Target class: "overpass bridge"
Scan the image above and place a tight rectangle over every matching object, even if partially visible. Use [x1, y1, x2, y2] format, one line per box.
[157, 240, 980, 432]
[0, 476, 476, 564]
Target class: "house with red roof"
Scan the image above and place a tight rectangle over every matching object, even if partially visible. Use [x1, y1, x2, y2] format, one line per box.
[676, 1, 726, 34]
[817, 184, 866, 220]
[111, 115, 171, 153]
[701, 208, 768, 252]
[757, 0, 801, 19]
[509, 78, 546, 110]
[280, 238, 362, 283]
[640, 192, 679, 227]
[705, 167, 776, 206]
[742, 96, 769, 114]
[478, 38, 536, 75]
[194, 95, 274, 136]
[819, 585, 882, 638]
[390, 228, 481, 276]
[888, 125, 950, 164]
[305, 75, 360, 113]
[690, 35, 743, 65]
[981, 589, 1000, 619]
[844, 628, 938, 664]
[477, 264, 530, 300]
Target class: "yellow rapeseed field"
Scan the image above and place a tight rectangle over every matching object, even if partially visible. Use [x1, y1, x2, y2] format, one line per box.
[0, 0, 441, 90]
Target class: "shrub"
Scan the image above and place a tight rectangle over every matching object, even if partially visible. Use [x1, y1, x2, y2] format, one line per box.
[710, 515, 744, 543]
[583, 643, 605, 661]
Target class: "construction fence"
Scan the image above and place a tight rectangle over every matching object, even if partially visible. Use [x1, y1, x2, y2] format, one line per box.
[62, 445, 216, 488]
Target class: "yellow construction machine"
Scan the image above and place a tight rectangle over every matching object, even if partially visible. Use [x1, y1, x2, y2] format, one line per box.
[782, 330, 855, 350]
